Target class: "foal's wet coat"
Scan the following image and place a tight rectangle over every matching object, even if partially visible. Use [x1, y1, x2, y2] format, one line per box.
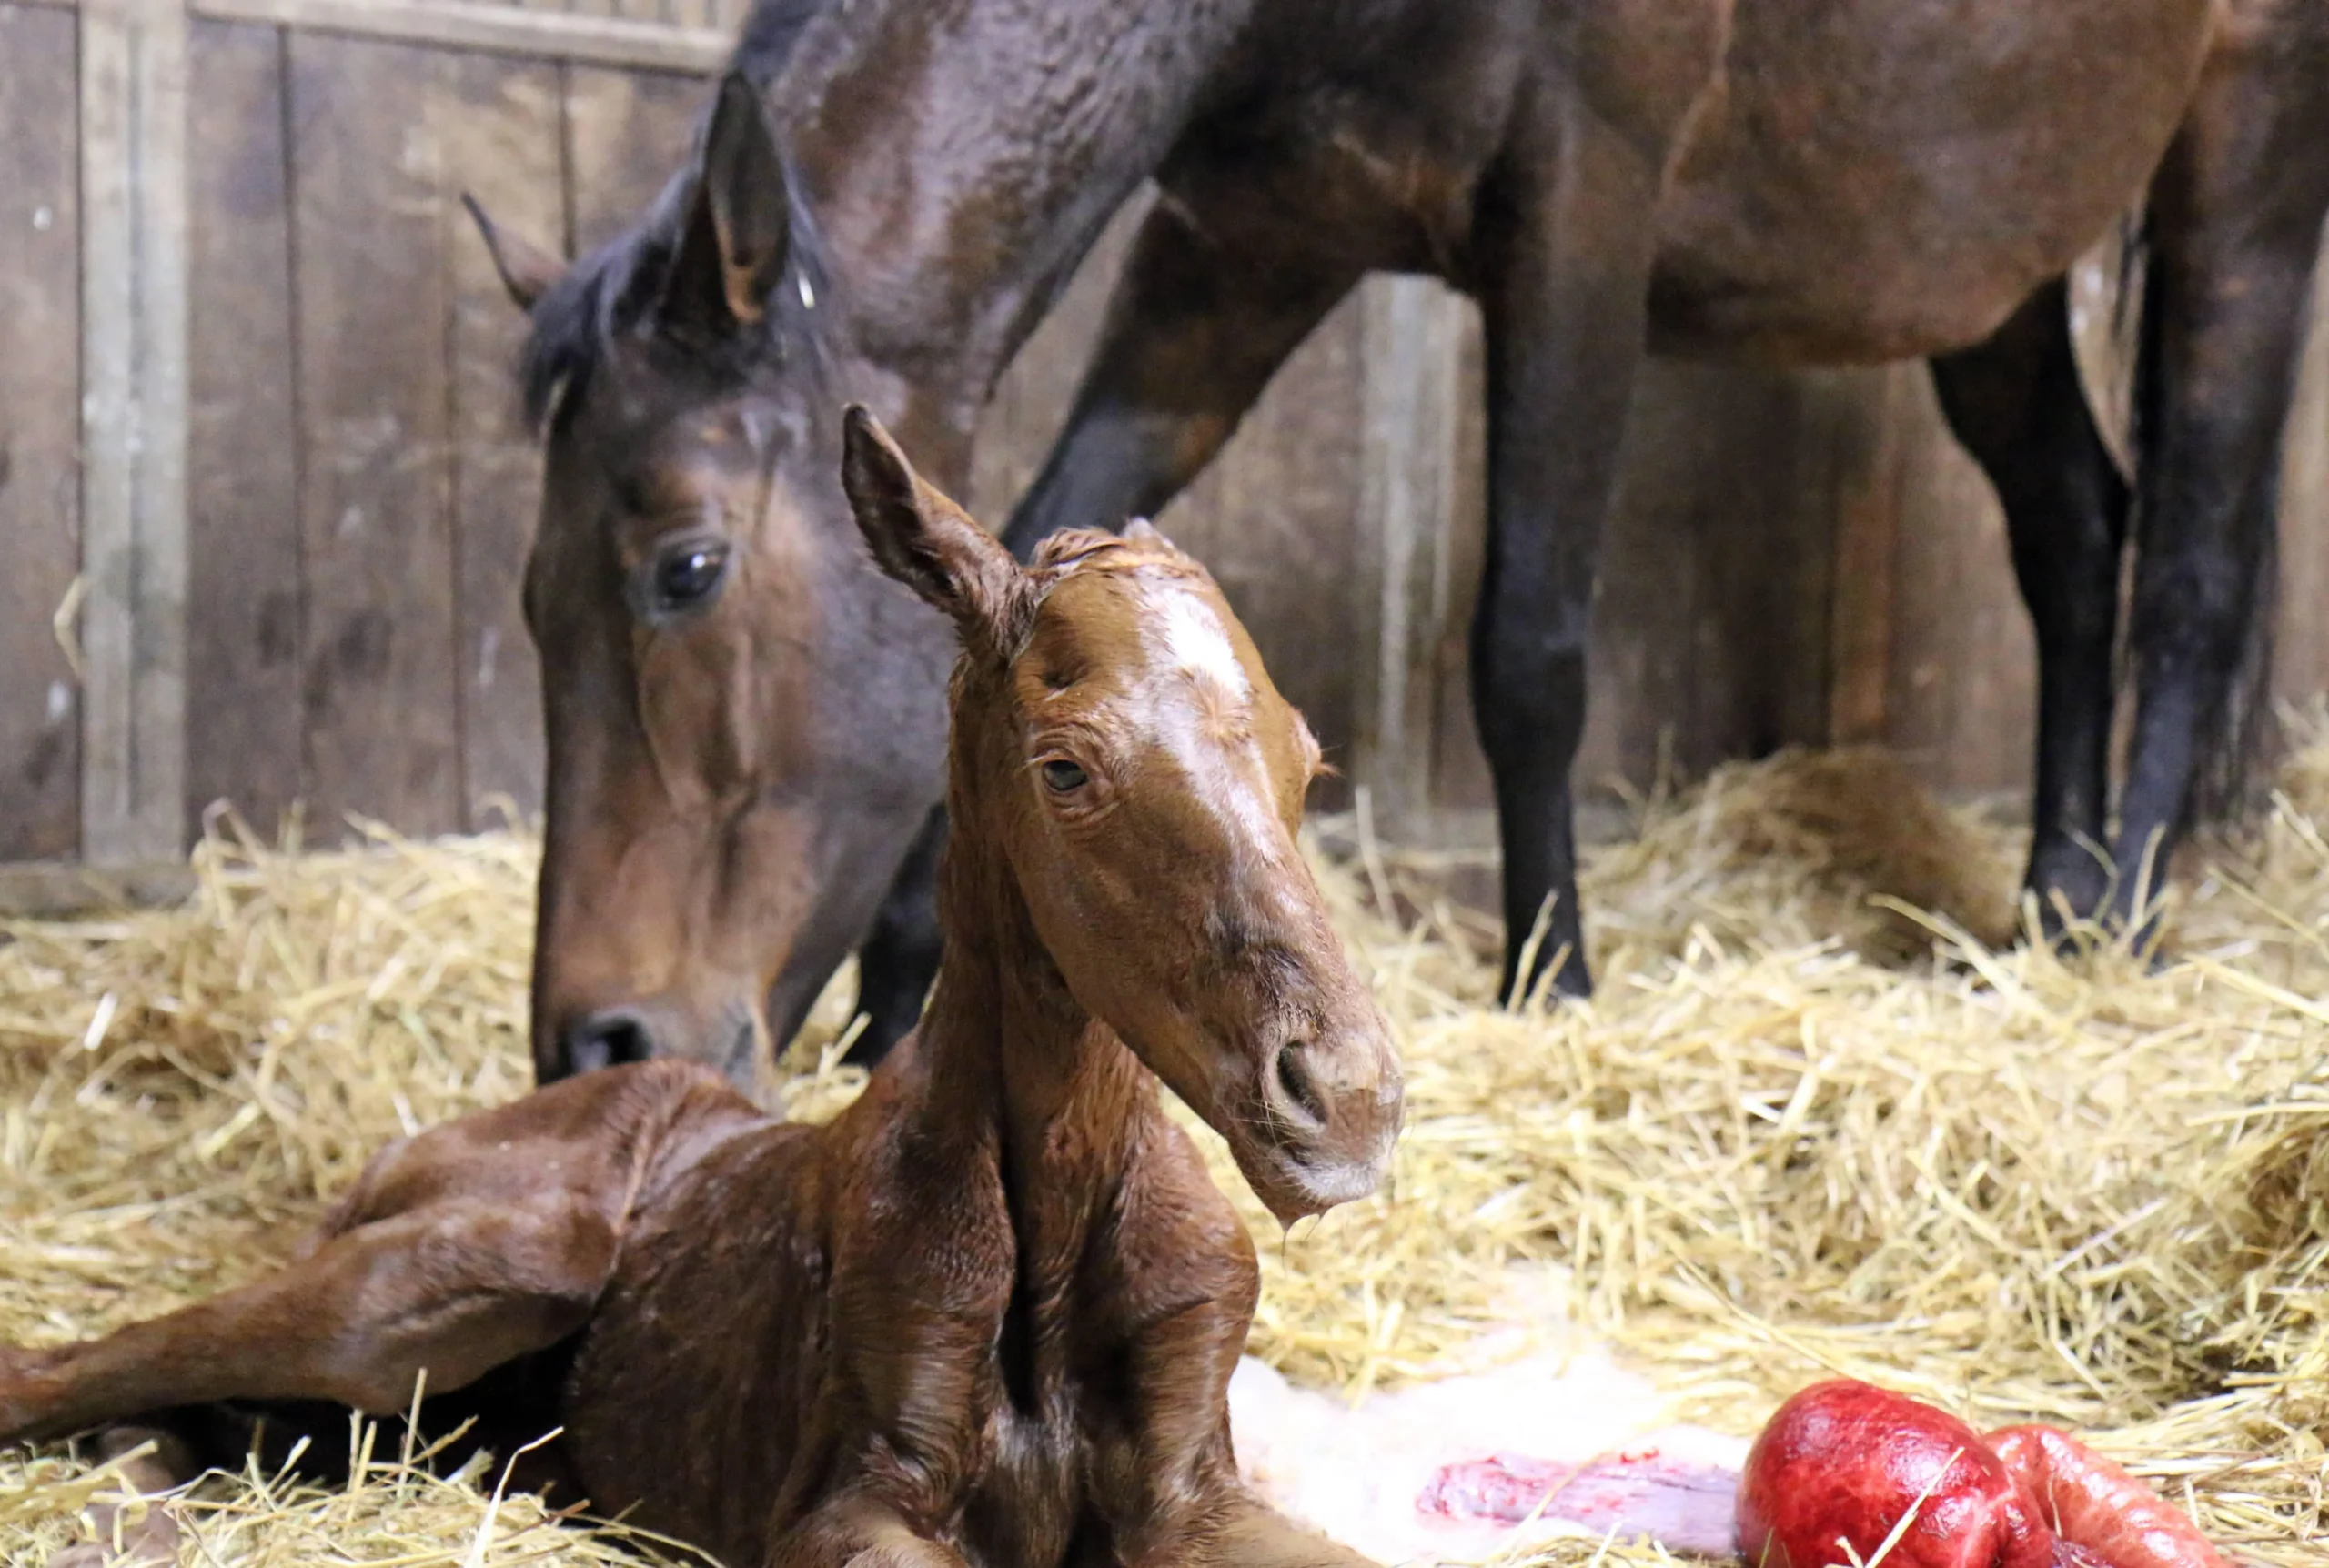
[0, 414, 1401, 1568]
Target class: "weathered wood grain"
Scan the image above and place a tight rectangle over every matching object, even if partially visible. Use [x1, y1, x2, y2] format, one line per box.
[79, 0, 194, 863]
[186, 17, 304, 843]
[193, 0, 727, 74]
[444, 51, 564, 825]
[0, 3, 86, 861]
[563, 62, 703, 252]
[287, 33, 463, 836]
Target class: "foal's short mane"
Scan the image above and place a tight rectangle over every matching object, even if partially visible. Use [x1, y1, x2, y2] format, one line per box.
[1029, 528, 1205, 582]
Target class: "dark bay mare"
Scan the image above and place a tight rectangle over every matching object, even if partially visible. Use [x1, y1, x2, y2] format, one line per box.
[4, 414, 1403, 1568]
[471, 0, 2329, 1081]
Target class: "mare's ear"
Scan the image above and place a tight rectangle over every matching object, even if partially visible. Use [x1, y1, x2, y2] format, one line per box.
[462, 193, 566, 311]
[660, 72, 791, 335]
[842, 406, 1023, 646]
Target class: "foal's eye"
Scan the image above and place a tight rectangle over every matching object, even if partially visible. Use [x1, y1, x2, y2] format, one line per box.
[1042, 759, 1089, 793]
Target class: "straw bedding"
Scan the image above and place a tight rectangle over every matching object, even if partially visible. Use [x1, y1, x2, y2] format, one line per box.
[3, 729, 2326, 1566]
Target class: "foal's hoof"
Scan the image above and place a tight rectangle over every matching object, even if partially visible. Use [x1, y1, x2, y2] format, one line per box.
[48, 1503, 181, 1568]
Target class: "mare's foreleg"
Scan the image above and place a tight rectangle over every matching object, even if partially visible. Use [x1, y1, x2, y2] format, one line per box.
[851, 803, 947, 1065]
[996, 192, 1362, 558]
[1929, 276, 2131, 933]
[1471, 117, 1667, 1004]
[2116, 26, 2329, 928]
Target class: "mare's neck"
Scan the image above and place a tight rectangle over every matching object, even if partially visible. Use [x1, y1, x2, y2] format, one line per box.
[912, 714, 1152, 1257]
[776, 0, 1249, 447]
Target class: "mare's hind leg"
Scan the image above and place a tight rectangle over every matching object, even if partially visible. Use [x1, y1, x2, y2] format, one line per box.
[2115, 20, 2329, 924]
[1930, 276, 2130, 933]
[995, 188, 1364, 557]
[0, 1064, 725, 1448]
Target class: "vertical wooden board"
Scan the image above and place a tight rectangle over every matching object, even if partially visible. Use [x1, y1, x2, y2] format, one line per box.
[287, 35, 461, 838]
[0, 4, 82, 861]
[185, 18, 302, 843]
[1825, 368, 1910, 746]
[2273, 226, 2329, 709]
[444, 53, 564, 826]
[1880, 375, 2035, 799]
[1166, 295, 1367, 808]
[79, 0, 193, 866]
[564, 64, 705, 254]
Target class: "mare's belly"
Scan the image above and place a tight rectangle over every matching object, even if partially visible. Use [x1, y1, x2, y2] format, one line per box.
[1645, 0, 2213, 363]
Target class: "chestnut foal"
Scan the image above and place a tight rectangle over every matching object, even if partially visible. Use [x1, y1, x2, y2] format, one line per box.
[1, 410, 1402, 1568]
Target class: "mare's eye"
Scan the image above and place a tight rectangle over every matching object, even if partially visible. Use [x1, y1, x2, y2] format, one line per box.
[648, 539, 731, 615]
[1042, 759, 1089, 793]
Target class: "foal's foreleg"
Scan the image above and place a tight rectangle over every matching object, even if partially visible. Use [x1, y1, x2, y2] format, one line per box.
[0, 1192, 614, 1446]
[1930, 276, 2131, 932]
[996, 192, 1362, 558]
[47, 1426, 197, 1568]
[1156, 1494, 1377, 1568]
[2115, 22, 2329, 926]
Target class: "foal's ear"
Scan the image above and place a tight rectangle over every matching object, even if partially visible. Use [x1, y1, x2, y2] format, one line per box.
[462, 194, 566, 312]
[842, 407, 1023, 646]
[661, 72, 791, 334]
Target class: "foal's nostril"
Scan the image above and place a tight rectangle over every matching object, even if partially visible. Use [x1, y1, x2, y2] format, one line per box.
[564, 1011, 656, 1076]
[1273, 1042, 1328, 1131]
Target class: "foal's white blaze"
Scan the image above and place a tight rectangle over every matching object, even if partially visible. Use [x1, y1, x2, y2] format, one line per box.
[1136, 578, 1281, 850]
[1157, 588, 1252, 699]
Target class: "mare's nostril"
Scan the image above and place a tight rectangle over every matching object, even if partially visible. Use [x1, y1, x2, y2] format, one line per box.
[1273, 1042, 1328, 1131]
[565, 1011, 656, 1076]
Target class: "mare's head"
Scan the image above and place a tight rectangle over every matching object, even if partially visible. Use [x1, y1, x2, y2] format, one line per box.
[839, 408, 1403, 1223]
[469, 75, 957, 1084]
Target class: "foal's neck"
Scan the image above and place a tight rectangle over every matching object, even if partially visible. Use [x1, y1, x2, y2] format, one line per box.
[773, 0, 1249, 434]
[913, 708, 1154, 1255]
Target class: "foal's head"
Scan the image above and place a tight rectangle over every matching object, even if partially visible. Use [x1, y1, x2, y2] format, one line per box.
[840, 409, 1402, 1223]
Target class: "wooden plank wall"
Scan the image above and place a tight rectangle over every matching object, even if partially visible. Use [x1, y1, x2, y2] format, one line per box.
[175, 21, 702, 848]
[0, 3, 85, 861]
[4, 1, 2325, 867]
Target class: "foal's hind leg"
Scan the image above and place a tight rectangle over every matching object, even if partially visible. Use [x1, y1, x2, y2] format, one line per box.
[1930, 276, 2131, 934]
[2114, 20, 2329, 925]
[0, 1065, 723, 1448]
[0, 1190, 614, 1447]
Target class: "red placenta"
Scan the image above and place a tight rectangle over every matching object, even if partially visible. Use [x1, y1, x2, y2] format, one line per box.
[1418, 1378, 2231, 1568]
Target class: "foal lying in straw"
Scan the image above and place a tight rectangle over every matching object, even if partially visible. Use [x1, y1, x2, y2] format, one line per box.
[0, 409, 1405, 1568]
